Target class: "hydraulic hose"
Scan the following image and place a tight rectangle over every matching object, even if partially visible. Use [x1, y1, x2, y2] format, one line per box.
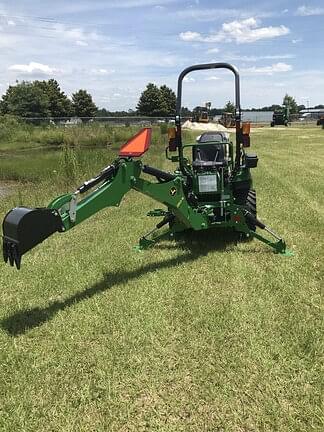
[142, 165, 176, 182]
[77, 165, 116, 194]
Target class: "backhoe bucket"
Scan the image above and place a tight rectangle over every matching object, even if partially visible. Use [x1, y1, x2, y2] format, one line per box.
[2, 207, 63, 269]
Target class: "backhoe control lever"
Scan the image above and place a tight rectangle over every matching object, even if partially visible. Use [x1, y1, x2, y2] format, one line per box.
[77, 165, 116, 194]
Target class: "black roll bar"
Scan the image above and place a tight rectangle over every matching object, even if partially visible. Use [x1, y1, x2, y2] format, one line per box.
[175, 63, 242, 171]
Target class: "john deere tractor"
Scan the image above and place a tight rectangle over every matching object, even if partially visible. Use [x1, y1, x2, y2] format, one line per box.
[271, 104, 290, 127]
[2, 63, 292, 270]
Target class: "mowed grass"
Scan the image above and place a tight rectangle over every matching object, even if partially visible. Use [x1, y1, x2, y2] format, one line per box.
[0, 125, 323, 431]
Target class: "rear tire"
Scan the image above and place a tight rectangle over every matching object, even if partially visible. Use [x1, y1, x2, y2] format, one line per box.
[234, 189, 257, 231]
[245, 189, 257, 231]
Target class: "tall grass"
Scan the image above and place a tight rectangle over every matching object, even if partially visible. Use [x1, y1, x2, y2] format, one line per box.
[0, 121, 193, 189]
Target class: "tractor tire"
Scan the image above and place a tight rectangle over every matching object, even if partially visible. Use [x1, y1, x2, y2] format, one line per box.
[270, 121, 275, 127]
[234, 189, 257, 231]
[245, 189, 257, 231]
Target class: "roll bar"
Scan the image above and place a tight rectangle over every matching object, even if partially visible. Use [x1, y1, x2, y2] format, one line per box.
[175, 63, 242, 170]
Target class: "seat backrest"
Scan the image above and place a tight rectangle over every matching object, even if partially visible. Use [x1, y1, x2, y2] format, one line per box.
[193, 143, 226, 163]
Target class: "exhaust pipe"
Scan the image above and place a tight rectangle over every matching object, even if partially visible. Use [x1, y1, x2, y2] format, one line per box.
[2, 207, 63, 269]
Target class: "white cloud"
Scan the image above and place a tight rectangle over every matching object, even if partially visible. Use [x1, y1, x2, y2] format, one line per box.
[90, 68, 115, 75]
[242, 62, 292, 75]
[183, 76, 195, 82]
[50, 0, 176, 14]
[296, 5, 324, 16]
[176, 8, 274, 22]
[7, 20, 15, 26]
[8, 62, 60, 76]
[221, 18, 289, 43]
[179, 18, 289, 44]
[105, 0, 175, 8]
[179, 31, 202, 42]
[76, 40, 88, 47]
[52, 24, 100, 46]
[224, 54, 295, 62]
[207, 47, 220, 54]
[205, 76, 220, 81]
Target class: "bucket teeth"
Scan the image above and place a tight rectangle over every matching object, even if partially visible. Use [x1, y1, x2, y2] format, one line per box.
[3, 240, 21, 269]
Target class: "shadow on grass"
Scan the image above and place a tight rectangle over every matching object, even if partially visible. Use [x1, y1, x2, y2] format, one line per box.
[2, 230, 239, 336]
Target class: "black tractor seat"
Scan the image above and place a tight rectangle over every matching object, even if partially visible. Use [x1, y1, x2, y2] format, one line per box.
[192, 141, 229, 169]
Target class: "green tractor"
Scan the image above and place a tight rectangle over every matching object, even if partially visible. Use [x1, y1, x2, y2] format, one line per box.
[271, 104, 290, 127]
[2, 63, 292, 271]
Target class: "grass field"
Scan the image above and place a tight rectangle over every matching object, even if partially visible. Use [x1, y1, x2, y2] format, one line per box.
[0, 123, 323, 431]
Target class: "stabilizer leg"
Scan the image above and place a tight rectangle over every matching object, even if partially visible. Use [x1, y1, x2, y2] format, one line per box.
[135, 213, 175, 250]
[244, 211, 293, 256]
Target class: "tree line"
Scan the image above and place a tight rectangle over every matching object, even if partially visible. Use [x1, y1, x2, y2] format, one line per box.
[0, 79, 97, 119]
[0, 79, 321, 119]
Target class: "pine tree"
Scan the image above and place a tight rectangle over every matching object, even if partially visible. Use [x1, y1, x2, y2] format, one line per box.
[137, 83, 162, 116]
[159, 85, 176, 116]
[72, 89, 97, 118]
[37, 79, 73, 118]
[223, 101, 235, 113]
[282, 94, 298, 114]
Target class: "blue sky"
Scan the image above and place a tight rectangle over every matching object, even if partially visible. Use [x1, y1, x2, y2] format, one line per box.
[1, 0, 323, 110]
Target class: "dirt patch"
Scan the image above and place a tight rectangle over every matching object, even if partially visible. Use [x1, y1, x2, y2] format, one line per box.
[182, 120, 228, 132]
[0, 182, 16, 198]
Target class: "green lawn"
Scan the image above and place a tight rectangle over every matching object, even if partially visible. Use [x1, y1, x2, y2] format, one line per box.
[0, 125, 323, 431]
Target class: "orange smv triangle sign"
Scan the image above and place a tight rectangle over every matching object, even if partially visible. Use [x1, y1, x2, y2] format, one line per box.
[119, 128, 152, 157]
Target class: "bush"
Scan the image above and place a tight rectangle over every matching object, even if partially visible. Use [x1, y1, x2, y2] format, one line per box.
[160, 123, 168, 135]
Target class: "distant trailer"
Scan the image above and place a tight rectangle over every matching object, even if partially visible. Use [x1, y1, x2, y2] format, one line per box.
[241, 111, 274, 123]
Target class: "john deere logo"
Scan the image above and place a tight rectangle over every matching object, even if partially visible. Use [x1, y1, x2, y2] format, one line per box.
[170, 187, 177, 196]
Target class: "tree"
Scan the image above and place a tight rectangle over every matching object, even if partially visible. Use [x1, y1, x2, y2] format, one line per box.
[96, 108, 110, 117]
[137, 83, 176, 116]
[37, 79, 73, 118]
[159, 85, 176, 116]
[0, 81, 50, 118]
[137, 83, 162, 116]
[72, 89, 97, 118]
[223, 100, 235, 113]
[282, 94, 298, 114]
[181, 107, 192, 117]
